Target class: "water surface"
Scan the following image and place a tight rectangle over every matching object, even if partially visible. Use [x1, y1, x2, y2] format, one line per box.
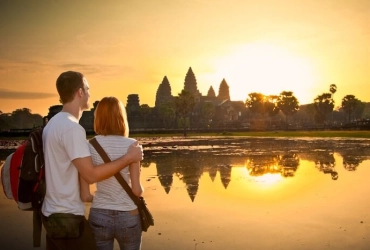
[131, 137, 370, 250]
[1, 137, 370, 249]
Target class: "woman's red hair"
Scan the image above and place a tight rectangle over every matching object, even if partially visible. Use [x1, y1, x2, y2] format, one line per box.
[94, 97, 129, 136]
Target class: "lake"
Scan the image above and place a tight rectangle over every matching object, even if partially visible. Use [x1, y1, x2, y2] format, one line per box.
[1, 137, 370, 249]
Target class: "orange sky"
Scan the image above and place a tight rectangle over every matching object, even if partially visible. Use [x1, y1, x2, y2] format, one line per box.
[0, 0, 369, 116]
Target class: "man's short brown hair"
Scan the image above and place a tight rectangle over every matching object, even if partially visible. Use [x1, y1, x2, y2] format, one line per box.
[56, 71, 85, 104]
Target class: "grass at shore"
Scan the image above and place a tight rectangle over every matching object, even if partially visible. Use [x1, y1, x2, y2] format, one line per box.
[131, 130, 370, 139]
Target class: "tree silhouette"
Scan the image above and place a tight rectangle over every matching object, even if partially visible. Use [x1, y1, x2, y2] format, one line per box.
[140, 104, 151, 128]
[158, 102, 175, 128]
[201, 101, 215, 127]
[341, 95, 359, 123]
[245, 92, 265, 117]
[277, 91, 299, 125]
[245, 93, 280, 128]
[175, 90, 195, 136]
[329, 84, 337, 124]
[329, 84, 337, 95]
[313, 93, 334, 124]
[265, 95, 280, 117]
[353, 101, 366, 120]
[11, 108, 42, 129]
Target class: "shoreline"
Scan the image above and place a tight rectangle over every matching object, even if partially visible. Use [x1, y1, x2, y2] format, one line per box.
[2, 129, 370, 141]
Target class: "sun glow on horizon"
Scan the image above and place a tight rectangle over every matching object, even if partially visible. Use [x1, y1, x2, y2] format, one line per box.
[211, 43, 318, 103]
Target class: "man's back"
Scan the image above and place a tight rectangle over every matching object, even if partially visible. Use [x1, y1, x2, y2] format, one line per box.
[42, 112, 90, 217]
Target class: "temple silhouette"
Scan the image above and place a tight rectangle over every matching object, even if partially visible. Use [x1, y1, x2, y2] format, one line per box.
[44, 67, 246, 132]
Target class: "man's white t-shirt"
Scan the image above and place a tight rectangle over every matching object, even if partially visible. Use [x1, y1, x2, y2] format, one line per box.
[42, 112, 90, 216]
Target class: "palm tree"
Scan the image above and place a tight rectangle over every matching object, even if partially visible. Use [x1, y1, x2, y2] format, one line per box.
[329, 84, 337, 95]
[329, 84, 337, 124]
[341, 95, 359, 123]
[265, 95, 279, 116]
[265, 95, 280, 127]
[313, 93, 334, 125]
[245, 92, 265, 128]
[277, 91, 299, 126]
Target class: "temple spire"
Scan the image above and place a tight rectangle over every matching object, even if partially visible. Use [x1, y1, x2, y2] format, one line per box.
[207, 86, 216, 98]
[155, 76, 173, 107]
[218, 78, 230, 100]
[183, 67, 201, 102]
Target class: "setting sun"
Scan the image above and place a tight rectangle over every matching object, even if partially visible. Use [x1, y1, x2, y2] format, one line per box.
[212, 43, 318, 103]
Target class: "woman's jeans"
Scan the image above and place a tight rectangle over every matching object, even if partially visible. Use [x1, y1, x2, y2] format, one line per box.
[88, 207, 142, 250]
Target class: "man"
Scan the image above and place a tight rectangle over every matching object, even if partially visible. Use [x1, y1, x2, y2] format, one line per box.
[41, 71, 143, 250]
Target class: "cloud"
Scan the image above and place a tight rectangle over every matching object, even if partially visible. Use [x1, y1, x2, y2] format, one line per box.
[0, 89, 57, 99]
[58, 63, 136, 78]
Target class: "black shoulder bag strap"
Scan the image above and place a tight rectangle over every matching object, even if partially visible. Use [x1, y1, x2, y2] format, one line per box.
[89, 138, 140, 206]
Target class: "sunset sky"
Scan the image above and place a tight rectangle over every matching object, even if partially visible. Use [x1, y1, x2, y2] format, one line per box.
[0, 0, 369, 116]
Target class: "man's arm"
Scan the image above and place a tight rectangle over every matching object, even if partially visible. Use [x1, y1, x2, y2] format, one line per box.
[79, 174, 93, 202]
[129, 161, 143, 197]
[74, 141, 143, 184]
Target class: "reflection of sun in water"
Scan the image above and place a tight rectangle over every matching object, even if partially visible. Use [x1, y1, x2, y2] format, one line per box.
[252, 173, 283, 186]
[241, 160, 284, 187]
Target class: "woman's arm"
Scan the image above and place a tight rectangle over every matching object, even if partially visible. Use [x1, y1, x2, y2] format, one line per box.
[129, 162, 143, 197]
[79, 174, 94, 202]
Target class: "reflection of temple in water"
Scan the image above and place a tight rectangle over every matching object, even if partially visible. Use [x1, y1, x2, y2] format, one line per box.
[142, 138, 370, 202]
[145, 151, 301, 202]
[151, 151, 233, 202]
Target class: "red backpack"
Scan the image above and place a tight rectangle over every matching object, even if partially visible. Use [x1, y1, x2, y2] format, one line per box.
[1, 127, 45, 247]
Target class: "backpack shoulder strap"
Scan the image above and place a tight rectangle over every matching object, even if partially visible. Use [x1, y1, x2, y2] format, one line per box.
[29, 127, 44, 247]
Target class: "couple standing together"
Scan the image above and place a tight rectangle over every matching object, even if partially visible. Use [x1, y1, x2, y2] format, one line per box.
[41, 71, 144, 250]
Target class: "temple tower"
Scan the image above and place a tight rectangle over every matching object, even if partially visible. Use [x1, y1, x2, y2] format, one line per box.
[207, 86, 216, 98]
[155, 76, 173, 107]
[218, 78, 230, 101]
[126, 94, 140, 115]
[183, 67, 201, 102]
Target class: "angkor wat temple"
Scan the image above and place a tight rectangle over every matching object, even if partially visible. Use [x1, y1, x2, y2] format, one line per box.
[45, 67, 247, 132]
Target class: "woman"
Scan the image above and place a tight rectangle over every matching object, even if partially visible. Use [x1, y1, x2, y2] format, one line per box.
[80, 96, 143, 250]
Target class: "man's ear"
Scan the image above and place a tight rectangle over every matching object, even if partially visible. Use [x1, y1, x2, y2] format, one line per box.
[77, 88, 83, 97]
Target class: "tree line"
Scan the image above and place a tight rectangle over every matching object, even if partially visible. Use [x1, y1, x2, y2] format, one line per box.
[0, 108, 43, 130]
[244, 84, 363, 125]
[0, 84, 368, 132]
